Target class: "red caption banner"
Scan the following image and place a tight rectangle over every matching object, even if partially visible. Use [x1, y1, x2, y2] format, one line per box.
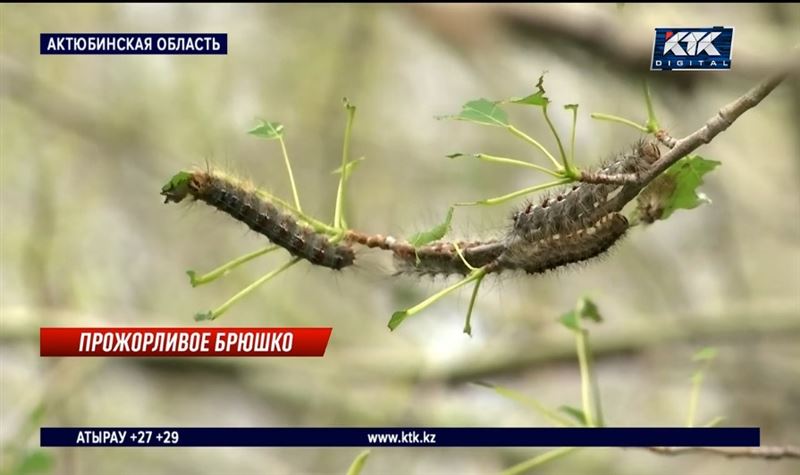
[40, 327, 332, 357]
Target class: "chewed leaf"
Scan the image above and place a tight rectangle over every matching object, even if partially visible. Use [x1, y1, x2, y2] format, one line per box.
[247, 120, 284, 140]
[407, 207, 454, 247]
[661, 155, 721, 219]
[559, 296, 602, 331]
[186, 270, 200, 287]
[564, 104, 579, 111]
[194, 311, 214, 322]
[446, 152, 466, 159]
[576, 296, 602, 323]
[440, 99, 509, 127]
[507, 73, 550, 107]
[160, 171, 193, 203]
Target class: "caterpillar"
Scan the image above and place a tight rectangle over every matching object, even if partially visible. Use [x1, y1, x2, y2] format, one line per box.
[491, 213, 629, 274]
[392, 240, 504, 276]
[344, 231, 504, 276]
[388, 139, 659, 277]
[511, 139, 659, 241]
[384, 213, 628, 277]
[161, 169, 355, 270]
[162, 139, 656, 276]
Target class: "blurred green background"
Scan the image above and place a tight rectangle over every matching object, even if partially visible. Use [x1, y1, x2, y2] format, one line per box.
[1, 3, 799, 474]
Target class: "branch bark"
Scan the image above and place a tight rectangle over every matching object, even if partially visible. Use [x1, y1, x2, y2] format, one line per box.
[647, 445, 800, 460]
[604, 69, 790, 215]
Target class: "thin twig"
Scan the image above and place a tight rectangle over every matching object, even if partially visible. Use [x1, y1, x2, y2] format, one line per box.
[647, 445, 800, 460]
[605, 68, 789, 215]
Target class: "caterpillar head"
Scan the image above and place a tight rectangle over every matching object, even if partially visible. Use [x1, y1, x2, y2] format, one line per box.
[160, 171, 194, 204]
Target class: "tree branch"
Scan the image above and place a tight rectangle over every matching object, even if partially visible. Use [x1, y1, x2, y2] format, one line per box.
[605, 68, 790, 215]
[647, 445, 800, 460]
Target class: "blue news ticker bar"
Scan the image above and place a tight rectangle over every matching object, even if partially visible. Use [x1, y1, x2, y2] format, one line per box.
[41, 427, 760, 447]
[40, 33, 227, 55]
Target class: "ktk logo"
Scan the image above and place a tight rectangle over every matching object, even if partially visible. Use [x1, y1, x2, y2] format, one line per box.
[663, 31, 721, 56]
[651, 26, 734, 71]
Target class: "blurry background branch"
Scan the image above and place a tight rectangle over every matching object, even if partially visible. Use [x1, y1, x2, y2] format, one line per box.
[647, 445, 800, 460]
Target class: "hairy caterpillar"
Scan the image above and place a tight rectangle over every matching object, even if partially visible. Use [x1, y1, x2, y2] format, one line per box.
[389, 139, 659, 276]
[511, 139, 659, 241]
[162, 139, 656, 276]
[345, 231, 504, 276]
[161, 169, 355, 270]
[492, 213, 629, 274]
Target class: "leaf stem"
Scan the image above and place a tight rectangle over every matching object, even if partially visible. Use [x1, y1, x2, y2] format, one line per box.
[187, 245, 279, 287]
[590, 113, 649, 133]
[474, 153, 562, 177]
[388, 268, 486, 330]
[277, 136, 302, 212]
[643, 81, 660, 133]
[541, 104, 569, 171]
[507, 125, 562, 170]
[254, 189, 337, 235]
[452, 242, 477, 272]
[463, 272, 484, 336]
[345, 450, 371, 475]
[197, 258, 301, 321]
[686, 361, 713, 427]
[500, 447, 577, 475]
[576, 328, 604, 427]
[455, 178, 572, 206]
[334, 100, 357, 230]
[567, 105, 578, 175]
[487, 384, 575, 427]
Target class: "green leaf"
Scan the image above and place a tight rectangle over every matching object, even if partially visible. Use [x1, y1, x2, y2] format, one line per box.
[507, 73, 550, 107]
[407, 207, 454, 247]
[441, 99, 509, 127]
[186, 270, 199, 287]
[558, 405, 587, 426]
[332, 156, 367, 181]
[345, 450, 371, 475]
[559, 296, 602, 331]
[576, 296, 602, 324]
[692, 347, 718, 362]
[160, 171, 194, 204]
[659, 155, 720, 219]
[559, 310, 579, 331]
[247, 120, 284, 140]
[16, 449, 54, 475]
[194, 311, 214, 322]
